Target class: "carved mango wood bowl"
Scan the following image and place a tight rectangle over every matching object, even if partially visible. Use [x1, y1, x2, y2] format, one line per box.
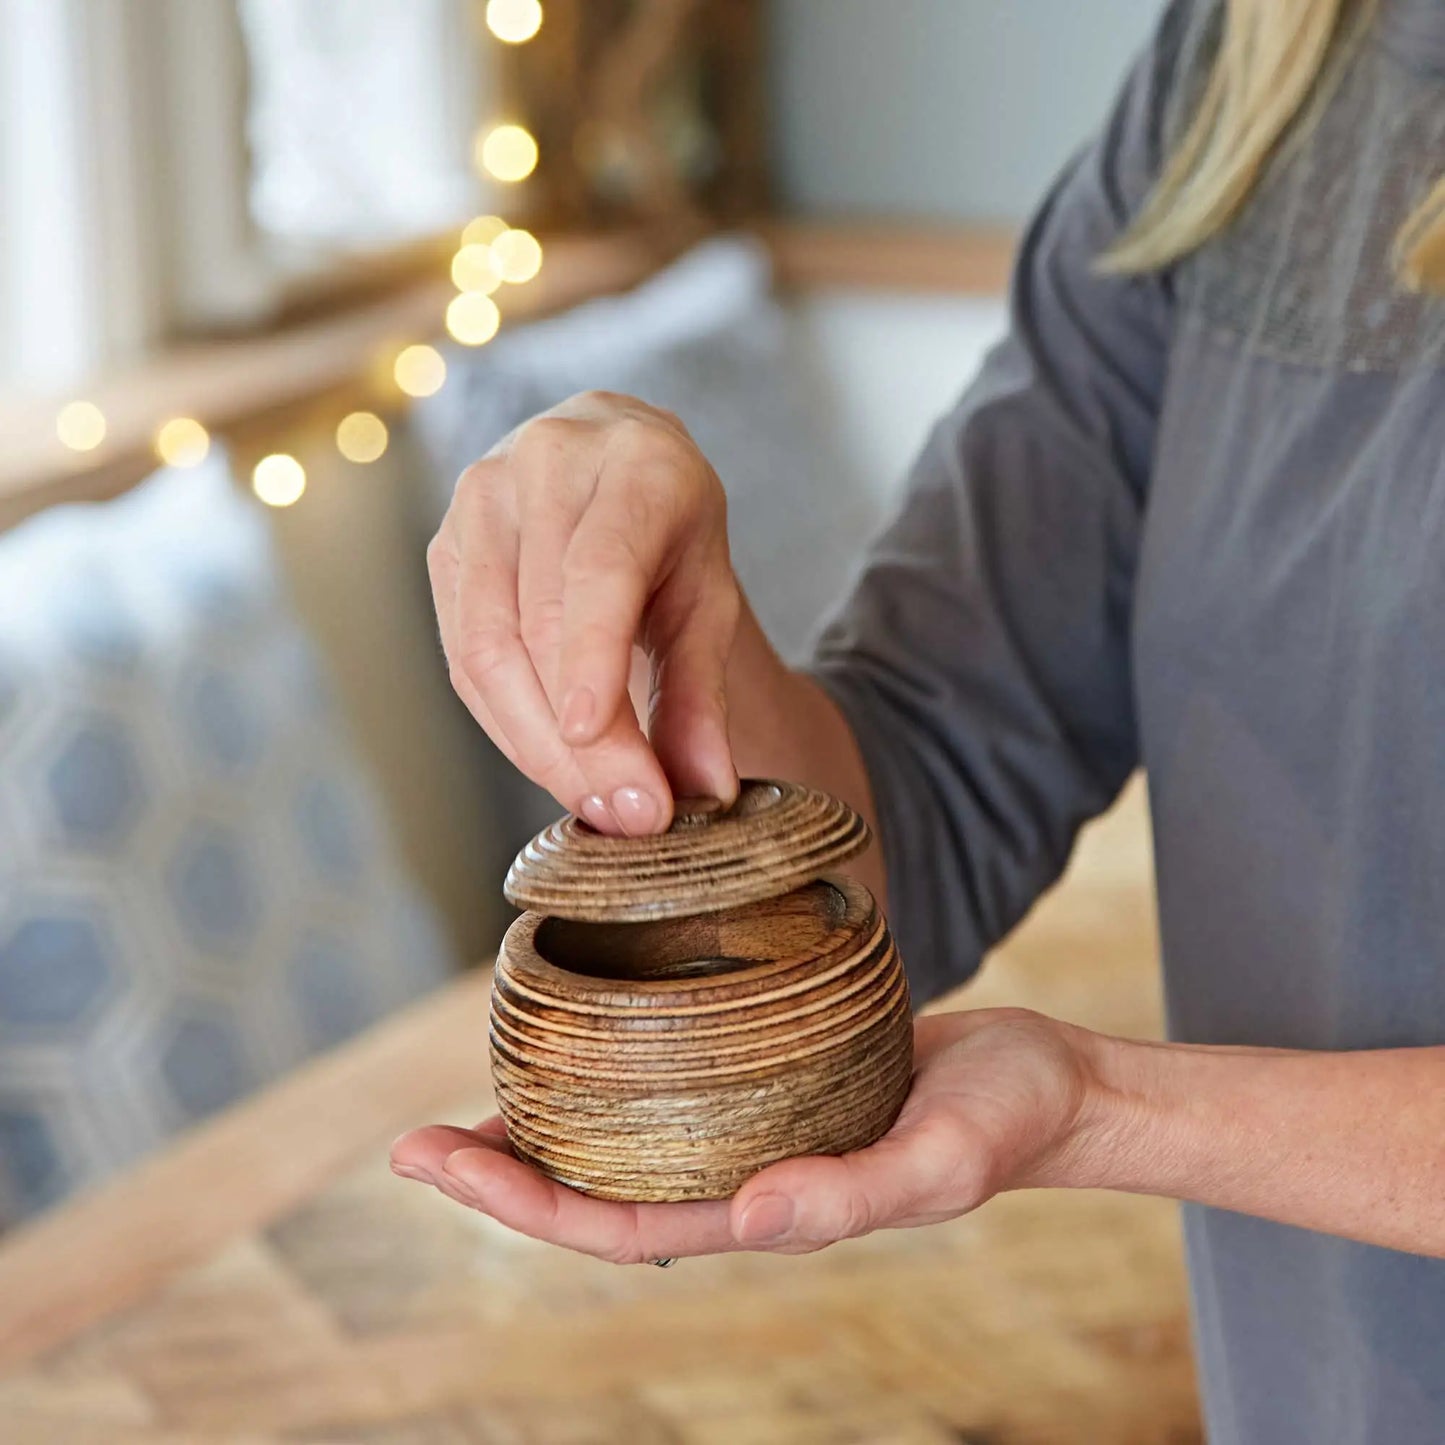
[491, 781, 914, 1202]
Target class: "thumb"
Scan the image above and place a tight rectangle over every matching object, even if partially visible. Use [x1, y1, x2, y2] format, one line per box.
[728, 1113, 978, 1251]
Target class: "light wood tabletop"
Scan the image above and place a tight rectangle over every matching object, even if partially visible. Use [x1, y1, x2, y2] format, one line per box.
[0, 781, 1201, 1444]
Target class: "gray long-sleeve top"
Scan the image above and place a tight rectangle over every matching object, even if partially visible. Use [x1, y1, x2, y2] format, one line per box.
[811, 3, 1445, 1441]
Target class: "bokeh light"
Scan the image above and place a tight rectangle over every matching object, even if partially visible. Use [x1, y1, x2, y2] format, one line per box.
[154, 417, 210, 468]
[451, 243, 502, 294]
[477, 124, 538, 183]
[56, 401, 106, 452]
[336, 411, 390, 464]
[461, 214, 509, 248]
[446, 293, 502, 347]
[485, 0, 543, 44]
[394, 344, 448, 398]
[252, 453, 306, 508]
[491, 227, 543, 284]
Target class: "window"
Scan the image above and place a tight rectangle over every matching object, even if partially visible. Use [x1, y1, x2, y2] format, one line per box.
[239, 0, 486, 254]
[0, 0, 490, 399]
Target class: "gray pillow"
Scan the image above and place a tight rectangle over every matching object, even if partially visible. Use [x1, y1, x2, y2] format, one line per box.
[0, 455, 452, 1223]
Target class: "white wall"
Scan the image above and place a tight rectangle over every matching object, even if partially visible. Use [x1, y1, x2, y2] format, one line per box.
[769, 0, 1162, 224]
[785, 288, 1007, 506]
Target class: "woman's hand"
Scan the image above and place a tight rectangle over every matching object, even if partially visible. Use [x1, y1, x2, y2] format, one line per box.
[428, 391, 743, 836]
[389, 1009, 1097, 1261]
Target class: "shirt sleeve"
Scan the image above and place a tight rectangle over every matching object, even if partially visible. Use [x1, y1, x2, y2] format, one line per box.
[809, 2, 1204, 1005]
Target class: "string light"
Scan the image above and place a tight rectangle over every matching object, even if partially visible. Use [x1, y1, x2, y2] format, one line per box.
[491, 227, 543, 284]
[121, 10, 552, 484]
[461, 214, 509, 247]
[485, 0, 543, 44]
[451, 243, 502, 294]
[56, 401, 106, 452]
[336, 411, 389, 464]
[154, 417, 210, 468]
[446, 293, 502, 346]
[476, 124, 538, 183]
[252, 453, 306, 508]
[394, 344, 448, 398]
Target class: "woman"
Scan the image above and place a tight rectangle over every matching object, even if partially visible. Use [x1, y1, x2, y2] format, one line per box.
[394, 1, 1445, 1439]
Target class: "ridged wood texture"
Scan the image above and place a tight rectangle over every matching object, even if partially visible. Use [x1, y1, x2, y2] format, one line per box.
[491, 876, 913, 1201]
[503, 779, 871, 923]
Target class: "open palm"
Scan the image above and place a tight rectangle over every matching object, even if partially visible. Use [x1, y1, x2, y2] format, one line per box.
[390, 1007, 1091, 1262]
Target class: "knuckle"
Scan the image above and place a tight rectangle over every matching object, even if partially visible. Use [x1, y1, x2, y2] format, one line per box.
[456, 625, 517, 683]
[561, 532, 637, 586]
[713, 579, 742, 633]
[575, 387, 629, 412]
[622, 471, 693, 539]
[833, 1192, 874, 1242]
[519, 593, 566, 652]
[516, 414, 584, 458]
[783, 1236, 833, 1256]
[446, 661, 481, 706]
[425, 531, 453, 576]
[597, 1241, 639, 1268]
[593, 1217, 645, 1267]
[610, 413, 664, 454]
[456, 457, 502, 497]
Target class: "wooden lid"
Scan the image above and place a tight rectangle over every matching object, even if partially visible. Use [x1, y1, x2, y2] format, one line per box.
[503, 779, 870, 923]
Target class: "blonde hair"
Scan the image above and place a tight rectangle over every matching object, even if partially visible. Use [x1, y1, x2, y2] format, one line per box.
[1102, 0, 1445, 294]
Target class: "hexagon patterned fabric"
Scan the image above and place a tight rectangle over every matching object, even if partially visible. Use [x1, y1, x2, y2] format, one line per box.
[0, 456, 453, 1225]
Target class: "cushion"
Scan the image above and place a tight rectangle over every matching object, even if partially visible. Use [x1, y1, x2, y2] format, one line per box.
[0, 455, 452, 1224]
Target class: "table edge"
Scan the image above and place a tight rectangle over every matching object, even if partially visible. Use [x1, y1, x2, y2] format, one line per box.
[0, 966, 493, 1371]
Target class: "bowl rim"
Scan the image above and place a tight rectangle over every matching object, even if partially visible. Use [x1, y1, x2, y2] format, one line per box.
[496, 873, 880, 1009]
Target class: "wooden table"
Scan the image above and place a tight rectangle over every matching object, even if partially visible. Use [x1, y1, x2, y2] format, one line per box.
[0, 783, 1201, 1444]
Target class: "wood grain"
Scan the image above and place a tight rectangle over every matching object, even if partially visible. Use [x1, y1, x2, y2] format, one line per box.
[504, 780, 870, 921]
[493, 874, 912, 1200]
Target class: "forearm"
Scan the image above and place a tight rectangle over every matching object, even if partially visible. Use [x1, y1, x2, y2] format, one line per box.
[1047, 1030, 1445, 1256]
[723, 598, 888, 908]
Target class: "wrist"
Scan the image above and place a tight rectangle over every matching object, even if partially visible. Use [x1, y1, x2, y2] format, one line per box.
[1023, 1025, 1167, 1192]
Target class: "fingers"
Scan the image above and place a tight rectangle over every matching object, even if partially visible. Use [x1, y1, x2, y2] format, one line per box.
[555, 492, 671, 753]
[393, 1101, 980, 1263]
[434, 397, 742, 830]
[558, 468, 738, 805]
[645, 573, 741, 803]
[441, 1147, 737, 1263]
[448, 471, 592, 806]
[391, 1119, 511, 1175]
[510, 414, 609, 719]
[391, 1122, 737, 1263]
[391, 1014, 1044, 1264]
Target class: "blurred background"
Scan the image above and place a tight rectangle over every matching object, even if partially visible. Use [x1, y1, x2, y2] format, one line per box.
[0, 3, 1197, 1441]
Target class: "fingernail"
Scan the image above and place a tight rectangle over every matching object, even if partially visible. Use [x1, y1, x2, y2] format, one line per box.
[736, 1194, 795, 1245]
[391, 1162, 432, 1184]
[708, 762, 740, 806]
[579, 794, 614, 831]
[611, 786, 660, 836]
[560, 686, 596, 743]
